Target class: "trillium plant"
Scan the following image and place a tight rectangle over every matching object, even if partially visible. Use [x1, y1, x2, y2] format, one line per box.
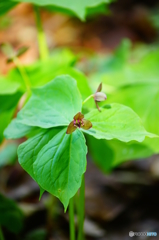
[1, 0, 159, 239]
[4, 74, 156, 239]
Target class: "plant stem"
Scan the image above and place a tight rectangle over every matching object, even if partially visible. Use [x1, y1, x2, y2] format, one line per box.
[34, 5, 49, 60]
[82, 94, 94, 105]
[0, 226, 4, 240]
[13, 57, 31, 92]
[69, 197, 75, 240]
[77, 175, 85, 240]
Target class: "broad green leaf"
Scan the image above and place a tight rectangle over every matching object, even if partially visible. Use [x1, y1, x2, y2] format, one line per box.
[48, 67, 94, 107]
[18, 128, 61, 182]
[106, 83, 159, 154]
[87, 135, 153, 172]
[4, 119, 35, 139]
[0, 193, 24, 233]
[0, 143, 18, 167]
[91, 48, 159, 156]
[84, 104, 156, 142]
[13, 0, 113, 20]
[16, 75, 82, 128]
[18, 127, 87, 210]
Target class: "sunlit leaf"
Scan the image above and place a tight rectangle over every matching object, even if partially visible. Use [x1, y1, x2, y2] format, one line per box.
[83, 104, 156, 142]
[15, 75, 82, 128]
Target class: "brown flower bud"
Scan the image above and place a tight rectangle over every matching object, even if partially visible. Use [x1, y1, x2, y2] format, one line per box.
[94, 83, 107, 111]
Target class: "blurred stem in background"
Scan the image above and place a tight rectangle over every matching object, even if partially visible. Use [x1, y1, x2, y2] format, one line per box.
[13, 57, 31, 93]
[34, 5, 49, 60]
[69, 197, 75, 240]
[0, 226, 4, 240]
[77, 175, 85, 240]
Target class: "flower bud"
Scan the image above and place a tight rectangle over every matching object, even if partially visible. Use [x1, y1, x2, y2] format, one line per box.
[94, 92, 107, 102]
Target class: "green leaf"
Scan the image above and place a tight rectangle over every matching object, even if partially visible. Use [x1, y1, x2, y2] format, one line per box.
[84, 104, 156, 142]
[13, 0, 113, 20]
[4, 119, 36, 139]
[107, 83, 159, 135]
[0, 193, 24, 233]
[86, 135, 114, 172]
[0, 109, 15, 143]
[24, 228, 47, 240]
[0, 0, 17, 16]
[39, 186, 45, 200]
[90, 45, 159, 95]
[18, 127, 87, 210]
[48, 67, 94, 106]
[0, 76, 21, 94]
[0, 91, 22, 114]
[87, 135, 153, 172]
[16, 75, 82, 128]
[8, 49, 76, 89]
[0, 143, 18, 168]
[106, 82, 159, 154]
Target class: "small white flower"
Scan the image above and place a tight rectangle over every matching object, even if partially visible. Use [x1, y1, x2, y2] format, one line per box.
[94, 92, 107, 102]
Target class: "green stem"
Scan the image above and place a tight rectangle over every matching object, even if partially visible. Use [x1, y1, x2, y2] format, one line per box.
[82, 94, 94, 105]
[34, 5, 49, 60]
[13, 58, 31, 92]
[0, 226, 4, 240]
[46, 194, 56, 235]
[69, 197, 75, 240]
[77, 175, 85, 240]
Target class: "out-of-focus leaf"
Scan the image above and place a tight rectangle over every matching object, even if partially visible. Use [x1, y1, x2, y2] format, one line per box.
[87, 135, 153, 172]
[107, 82, 159, 154]
[0, 193, 24, 233]
[0, 0, 17, 16]
[14, 0, 113, 20]
[0, 143, 18, 167]
[24, 228, 47, 240]
[0, 42, 14, 58]
[16, 46, 29, 57]
[0, 110, 15, 143]
[107, 83, 159, 135]
[86, 135, 114, 172]
[0, 76, 21, 94]
[8, 49, 76, 89]
[89, 46, 159, 169]
[0, 92, 22, 114]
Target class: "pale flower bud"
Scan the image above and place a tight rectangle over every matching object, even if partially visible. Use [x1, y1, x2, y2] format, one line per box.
[94, 92, 107, 102]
